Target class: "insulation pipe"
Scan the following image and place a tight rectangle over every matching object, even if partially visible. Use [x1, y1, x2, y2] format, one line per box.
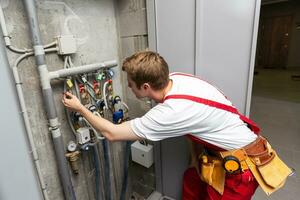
[49, 60, 117, 80]
[0, 5, 57, 54]
[0, 4, 10, 46]
[11, 48, 57, 200]
[22, 0, 76, 199]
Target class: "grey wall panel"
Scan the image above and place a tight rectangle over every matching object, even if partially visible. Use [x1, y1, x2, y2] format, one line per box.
[0, 32, 42, 200]
[195, 0, 260, 113]
[153, 0, 196, 198]
[156, 0, 196, 74]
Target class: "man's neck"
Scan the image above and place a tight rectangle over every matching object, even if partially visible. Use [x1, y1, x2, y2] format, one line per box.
[150, 79, 173, 103]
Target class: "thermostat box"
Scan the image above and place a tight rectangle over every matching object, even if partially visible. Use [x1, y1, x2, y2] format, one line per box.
[131, 141, 154, 168]
[56, 35, 77, 55]
[76, 127, 91, 144]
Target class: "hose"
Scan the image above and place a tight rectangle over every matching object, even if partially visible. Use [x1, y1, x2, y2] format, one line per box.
[102, 81, 109, 110]
[102, 139, 112, 200]
[120, 141, 132, 200]
[92, 145, 102, 200]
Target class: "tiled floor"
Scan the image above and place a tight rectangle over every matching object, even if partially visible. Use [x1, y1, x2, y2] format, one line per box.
[250, 68, 300, 200]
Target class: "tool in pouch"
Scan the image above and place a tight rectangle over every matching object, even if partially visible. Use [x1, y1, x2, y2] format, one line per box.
[244, 136, 293, 196]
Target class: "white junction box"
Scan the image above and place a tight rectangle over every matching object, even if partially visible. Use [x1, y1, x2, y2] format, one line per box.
[131, 141, 154, 168]
[76, 127, 91, 144]
[56, 35, 77, 55]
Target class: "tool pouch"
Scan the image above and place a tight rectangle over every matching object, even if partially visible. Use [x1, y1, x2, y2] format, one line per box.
[200, 155, 225, 194]
[245, 137, 292, 195]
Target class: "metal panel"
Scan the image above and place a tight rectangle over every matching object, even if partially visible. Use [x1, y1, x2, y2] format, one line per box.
[195, 0, 261, 114]
[0, 31, 42, 200]
[155, 0, 196, 74]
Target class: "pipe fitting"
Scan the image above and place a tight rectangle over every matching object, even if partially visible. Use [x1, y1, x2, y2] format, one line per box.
[65, 151, 80, 174]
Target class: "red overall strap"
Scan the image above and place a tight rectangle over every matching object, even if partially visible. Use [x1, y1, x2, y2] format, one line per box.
[163, 94, 260, 150]
[164, 94, 260, 134]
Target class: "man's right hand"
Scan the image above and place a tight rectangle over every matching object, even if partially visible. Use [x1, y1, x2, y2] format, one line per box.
[62, 91, 85, 113]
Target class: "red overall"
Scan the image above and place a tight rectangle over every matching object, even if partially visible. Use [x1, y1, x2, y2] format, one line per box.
[164, 73, 260, 200]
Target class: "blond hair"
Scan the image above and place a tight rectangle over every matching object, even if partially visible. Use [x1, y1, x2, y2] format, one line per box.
[122, 51, 169, 90]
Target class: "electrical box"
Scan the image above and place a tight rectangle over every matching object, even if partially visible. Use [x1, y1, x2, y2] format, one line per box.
[76, 127, 91, 144]
[56, 35, 77, 55]
[131, 141, 154, 168]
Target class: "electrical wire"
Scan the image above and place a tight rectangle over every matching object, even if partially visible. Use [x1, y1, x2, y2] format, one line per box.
[1, 5, 57, 54]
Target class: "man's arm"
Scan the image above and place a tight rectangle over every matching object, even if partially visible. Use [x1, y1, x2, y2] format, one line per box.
[62, 92, 141, 141]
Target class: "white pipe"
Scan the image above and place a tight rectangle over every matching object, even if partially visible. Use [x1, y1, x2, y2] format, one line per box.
[12, 56, 50, 200]
[1, 5, 57, 53]
[103, 81, 109, 110]
[49, 60, 117, 80]
[0, 5, 10, 45]
[10, 47, 57, 200]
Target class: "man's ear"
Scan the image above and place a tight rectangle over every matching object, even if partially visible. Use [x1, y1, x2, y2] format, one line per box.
[143, 83, 150, 90]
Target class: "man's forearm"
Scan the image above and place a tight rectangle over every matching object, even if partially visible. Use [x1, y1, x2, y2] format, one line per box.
[78, 105, 115, 140]
[77, 105, 139, 141]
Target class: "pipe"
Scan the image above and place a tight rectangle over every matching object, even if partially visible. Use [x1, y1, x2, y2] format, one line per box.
[103, 81, 110, 109]
[92, 145, 102, 200]
[1, 5, 57, 54]
[0, 4, 10, 46]
[11, 48, 58, 200]
[120, 141, 131, 200]
[102, 139, 112, 200]
[22, 0, 76, 199]
[49, 60, 117, 80]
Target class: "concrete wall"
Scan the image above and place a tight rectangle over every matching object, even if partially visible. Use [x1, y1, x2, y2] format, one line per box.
[1, 0, 128, 199]
[260, 1, 300, 69]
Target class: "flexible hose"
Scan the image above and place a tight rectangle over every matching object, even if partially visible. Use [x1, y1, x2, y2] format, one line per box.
[102, 139, 112, 200]
[92, 145, 102, 200]
[120, 141, 132, 200]
[102, 81, 109, 109]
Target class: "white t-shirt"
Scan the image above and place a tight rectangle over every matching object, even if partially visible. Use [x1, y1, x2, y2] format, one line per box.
[130, 73, 257, 150]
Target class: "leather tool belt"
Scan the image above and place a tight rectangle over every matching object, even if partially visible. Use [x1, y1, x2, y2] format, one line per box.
[198, 136, 292, 195]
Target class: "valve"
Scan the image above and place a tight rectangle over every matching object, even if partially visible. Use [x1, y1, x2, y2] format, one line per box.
[107, 69, 114, 79]
[65, 151, 80, 174]
[96, 99, 105, 110]
[89, 105, 97, 113]
[96, 71, 106, 81]
[106, 79, 113, 93]
[79, 83, 90, 105]
[93, 80, 101, 98]
[113, 109, 124, 124]
[113, 96, 121, 105]
[66, 78, 74, 89]
[65, 141, 80, 174]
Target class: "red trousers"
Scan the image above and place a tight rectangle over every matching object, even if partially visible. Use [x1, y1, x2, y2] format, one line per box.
[183, 167, 258, 200]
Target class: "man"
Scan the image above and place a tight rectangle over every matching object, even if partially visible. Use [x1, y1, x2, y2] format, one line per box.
[62, 51, 267, 199]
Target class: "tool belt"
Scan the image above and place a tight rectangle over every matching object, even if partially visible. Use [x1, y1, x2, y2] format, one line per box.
[198, 136, 292, 195]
